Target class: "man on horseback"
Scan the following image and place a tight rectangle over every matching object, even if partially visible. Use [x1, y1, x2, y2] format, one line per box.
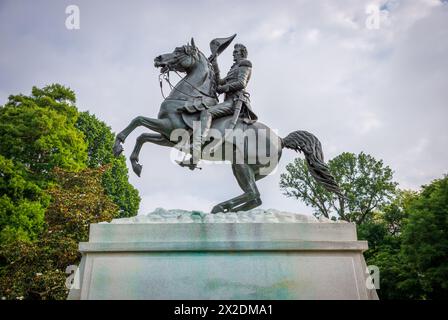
[113, 35, 344, 213]
[202, 42, 258, 140]
[176, 36, 258, 169]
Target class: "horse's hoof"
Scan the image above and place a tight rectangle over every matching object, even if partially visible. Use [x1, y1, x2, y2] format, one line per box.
[113, 142, 124, 157]
[131, 161, 142, 177]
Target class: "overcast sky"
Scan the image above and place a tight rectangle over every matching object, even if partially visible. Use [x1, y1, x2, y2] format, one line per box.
[1, 0, 447, 215]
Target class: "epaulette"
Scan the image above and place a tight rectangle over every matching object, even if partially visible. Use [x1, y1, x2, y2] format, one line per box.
[238, 59, 252, 67]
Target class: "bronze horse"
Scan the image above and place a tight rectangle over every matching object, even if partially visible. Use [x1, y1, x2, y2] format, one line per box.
[113, 38, 342, 213]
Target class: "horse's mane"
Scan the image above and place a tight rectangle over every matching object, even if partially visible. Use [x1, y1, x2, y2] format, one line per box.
[182, 44, 217, 98]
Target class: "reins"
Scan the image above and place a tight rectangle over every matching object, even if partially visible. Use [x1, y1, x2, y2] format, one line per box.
[158, 51, 218, 101]
[159, 70, 204, 100]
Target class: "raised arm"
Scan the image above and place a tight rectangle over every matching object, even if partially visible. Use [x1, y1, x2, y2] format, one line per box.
[211, 57, 226, 86]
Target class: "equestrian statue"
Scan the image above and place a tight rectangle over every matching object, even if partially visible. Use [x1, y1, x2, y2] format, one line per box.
[113, 34, 343, 213]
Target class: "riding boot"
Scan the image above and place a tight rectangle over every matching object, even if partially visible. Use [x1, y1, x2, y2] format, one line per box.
[177, 111, 211, 170]
[192, 123, 202, 164]
[200, 110, 212, 141]
[178, 120, 202, 170]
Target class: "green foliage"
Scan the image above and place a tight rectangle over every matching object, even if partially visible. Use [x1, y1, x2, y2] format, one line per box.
[367, 245, 417, 299]
[357, 216, 411, 299]
[381, 190, 415, 236]
[0, 85, 139, 242]
[0, 84, 87, 176]
[0, 155, 49, 243]
[358, 190, 415, 256]
[75, 111, 114, 167]
[0, 167, 118, 300]
[280, 152, 397, 223]
[0, 84, 140, 299]
[400, 175, 448, 299]
[281, 152, 448, 299]
[0, 84, 88, 242]
[356, 196, 409, 299]
[101, 159, 140, 217]
[75, 111, 140, 217]
[357, 218, 389, 256]
[358, 183, 448, 300]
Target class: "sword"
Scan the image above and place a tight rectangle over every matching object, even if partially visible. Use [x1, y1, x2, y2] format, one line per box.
[229, 95, 243, 129]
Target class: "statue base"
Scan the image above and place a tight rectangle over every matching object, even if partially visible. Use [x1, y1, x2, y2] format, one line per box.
[68, 209, 378, 300]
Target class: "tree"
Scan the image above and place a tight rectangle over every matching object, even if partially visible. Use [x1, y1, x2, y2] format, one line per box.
[366, 245, 418, 300]
[279, 152, 397, 223]
[400, 175, 448, 299]
[0, 84, 88, 242]
[75, 111, 114, 167]
[75, 111, 140, 217]
[0, 85, 139, 243]
[0, 166, 118, 300]
[0, 84, 140, 299]
[381, 190, 416, 236]
[357, 184, 448, 300]
[0, 84, 87, 177]
[355, 191, 414, 299]
[0, 155, 49, 243]
[101, 160, 140, 217]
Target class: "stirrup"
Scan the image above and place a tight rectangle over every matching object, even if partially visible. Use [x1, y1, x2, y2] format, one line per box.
[175, 156, 202, 171]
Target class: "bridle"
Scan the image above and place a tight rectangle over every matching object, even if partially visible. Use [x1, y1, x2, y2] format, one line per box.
[158, 49, 218, 101]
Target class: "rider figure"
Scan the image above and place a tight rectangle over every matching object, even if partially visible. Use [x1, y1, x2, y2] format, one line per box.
[200, 43, 258, 144]
[177, 42, 258, 170]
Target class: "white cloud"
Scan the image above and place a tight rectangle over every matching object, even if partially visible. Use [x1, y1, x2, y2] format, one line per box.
[305, 29, 321, 42]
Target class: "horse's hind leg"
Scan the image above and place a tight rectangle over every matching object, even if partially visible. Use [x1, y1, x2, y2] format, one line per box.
[113, 116, 170, 157]
[129, 133, 174, 176]
[211, 164, 262, 213]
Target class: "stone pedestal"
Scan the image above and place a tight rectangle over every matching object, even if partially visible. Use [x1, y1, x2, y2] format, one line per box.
[68, 209, 378, 300]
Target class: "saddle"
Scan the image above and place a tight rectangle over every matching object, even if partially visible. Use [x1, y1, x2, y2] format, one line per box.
[181, 111, 247, 137]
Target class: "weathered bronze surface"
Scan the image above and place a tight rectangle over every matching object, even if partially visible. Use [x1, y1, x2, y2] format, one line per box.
[113, 35, 343, 213]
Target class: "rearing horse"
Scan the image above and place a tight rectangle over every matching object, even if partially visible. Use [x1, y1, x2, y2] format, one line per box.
[113, 38, 342, 213]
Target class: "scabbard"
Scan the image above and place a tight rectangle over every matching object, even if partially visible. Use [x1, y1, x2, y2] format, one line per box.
[230, 99, 243, 128]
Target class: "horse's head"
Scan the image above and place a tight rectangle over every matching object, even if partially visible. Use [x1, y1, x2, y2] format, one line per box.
[154, 38, 200, 73]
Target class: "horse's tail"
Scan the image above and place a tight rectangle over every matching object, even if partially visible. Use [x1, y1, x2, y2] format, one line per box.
[281, 130, 344, 198]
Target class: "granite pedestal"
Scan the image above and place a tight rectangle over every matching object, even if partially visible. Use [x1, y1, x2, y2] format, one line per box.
[68, 209, 378, 300]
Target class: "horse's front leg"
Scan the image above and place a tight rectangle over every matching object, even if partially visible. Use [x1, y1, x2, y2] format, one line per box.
[130, 133, 174, 176]
[113, 116, 170, 157]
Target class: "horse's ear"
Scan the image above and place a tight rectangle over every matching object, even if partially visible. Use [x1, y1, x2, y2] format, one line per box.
[191, 37, 196, 49]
